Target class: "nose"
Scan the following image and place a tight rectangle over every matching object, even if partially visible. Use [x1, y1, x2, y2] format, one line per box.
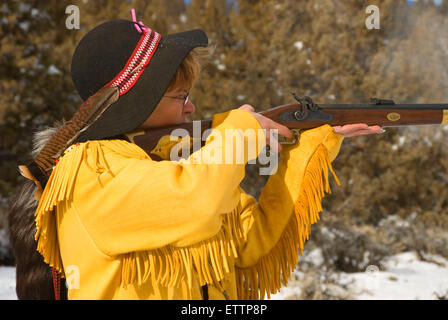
[183, 100, 195, 115]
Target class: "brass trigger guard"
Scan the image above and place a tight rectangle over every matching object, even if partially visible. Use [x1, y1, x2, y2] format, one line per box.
[279, 129, 300, 145]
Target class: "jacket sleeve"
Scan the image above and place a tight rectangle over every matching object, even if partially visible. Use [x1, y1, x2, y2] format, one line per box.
[234, 125, 344, 299]
[73, 109, 266, 256]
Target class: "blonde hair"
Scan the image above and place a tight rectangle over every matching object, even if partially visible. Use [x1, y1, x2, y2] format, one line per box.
[167, 46, 211, 91]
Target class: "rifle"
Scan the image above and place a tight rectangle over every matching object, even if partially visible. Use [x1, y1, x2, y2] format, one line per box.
[128, 94, 448, 156]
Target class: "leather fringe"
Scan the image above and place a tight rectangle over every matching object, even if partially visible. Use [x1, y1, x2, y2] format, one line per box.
[34, 140, 339, 297]
[120, 203, 244, 289]
[34, 142, 87, 276]
[235, 144, 340, 300]
[34, 140, 247, 290]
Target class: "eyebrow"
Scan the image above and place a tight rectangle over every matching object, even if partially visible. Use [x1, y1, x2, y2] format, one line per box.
[176, 89, 189, 96]
[167, 86, 189, 96]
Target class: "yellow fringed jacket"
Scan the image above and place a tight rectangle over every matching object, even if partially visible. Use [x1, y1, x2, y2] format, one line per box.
[34, 109, 344, 300]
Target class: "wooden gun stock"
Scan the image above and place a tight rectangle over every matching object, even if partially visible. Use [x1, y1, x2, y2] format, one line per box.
[130, 96, 448, 156]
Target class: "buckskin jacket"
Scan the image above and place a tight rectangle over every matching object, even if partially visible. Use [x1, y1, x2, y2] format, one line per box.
[33, 108, 344, 300]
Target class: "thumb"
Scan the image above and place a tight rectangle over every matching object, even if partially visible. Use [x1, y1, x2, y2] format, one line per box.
[238, 104, 255, 112]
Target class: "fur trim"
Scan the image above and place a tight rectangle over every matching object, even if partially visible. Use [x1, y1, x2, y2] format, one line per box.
[8, 123, 66, 299]
[31, 122, 64, 158]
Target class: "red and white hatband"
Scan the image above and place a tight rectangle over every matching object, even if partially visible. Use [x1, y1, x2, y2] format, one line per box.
[106, 28, 161, 96]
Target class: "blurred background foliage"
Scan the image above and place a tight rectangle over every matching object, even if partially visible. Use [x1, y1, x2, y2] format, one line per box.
[1, 0, 448, 279]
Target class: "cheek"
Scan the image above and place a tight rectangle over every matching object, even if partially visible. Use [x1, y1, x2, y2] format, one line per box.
[165, 104, 183, 116]
[158, 104, 183, 122]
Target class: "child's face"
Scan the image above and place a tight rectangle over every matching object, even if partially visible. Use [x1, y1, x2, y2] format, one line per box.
[138, 83, 195, 129]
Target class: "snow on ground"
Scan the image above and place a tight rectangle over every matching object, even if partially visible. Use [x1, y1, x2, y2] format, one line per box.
[0, 267, 16, 300]
[1, 252, 448, 300]
[341, 252, 448, 300]
[271, 251, 448, 300]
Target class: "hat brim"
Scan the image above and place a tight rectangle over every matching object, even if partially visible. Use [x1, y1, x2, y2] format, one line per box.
[75, 28, 208, 142]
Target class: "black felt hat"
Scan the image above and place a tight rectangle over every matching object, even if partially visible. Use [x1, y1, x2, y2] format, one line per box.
[70, 19, 208, 142]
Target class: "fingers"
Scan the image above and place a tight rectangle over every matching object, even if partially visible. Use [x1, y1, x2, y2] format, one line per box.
[266, 128, 282, 153]
[333, 123, 368, 134]
[333, 123, 384, 137]
[346, 123, 369, 130]
[369, 125, 382, 131]
[263, 121, 292, 139]
[344, 128, 384, 137]
[271, 120, 293, 139]
[237, 104, 292, 152]
[261, 119, 293, 153]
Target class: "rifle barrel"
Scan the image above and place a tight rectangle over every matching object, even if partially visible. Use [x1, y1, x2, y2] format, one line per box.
[261, 103, 448, 129]
[320, 103, 448, 110]
[132, 102, 448, 157]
